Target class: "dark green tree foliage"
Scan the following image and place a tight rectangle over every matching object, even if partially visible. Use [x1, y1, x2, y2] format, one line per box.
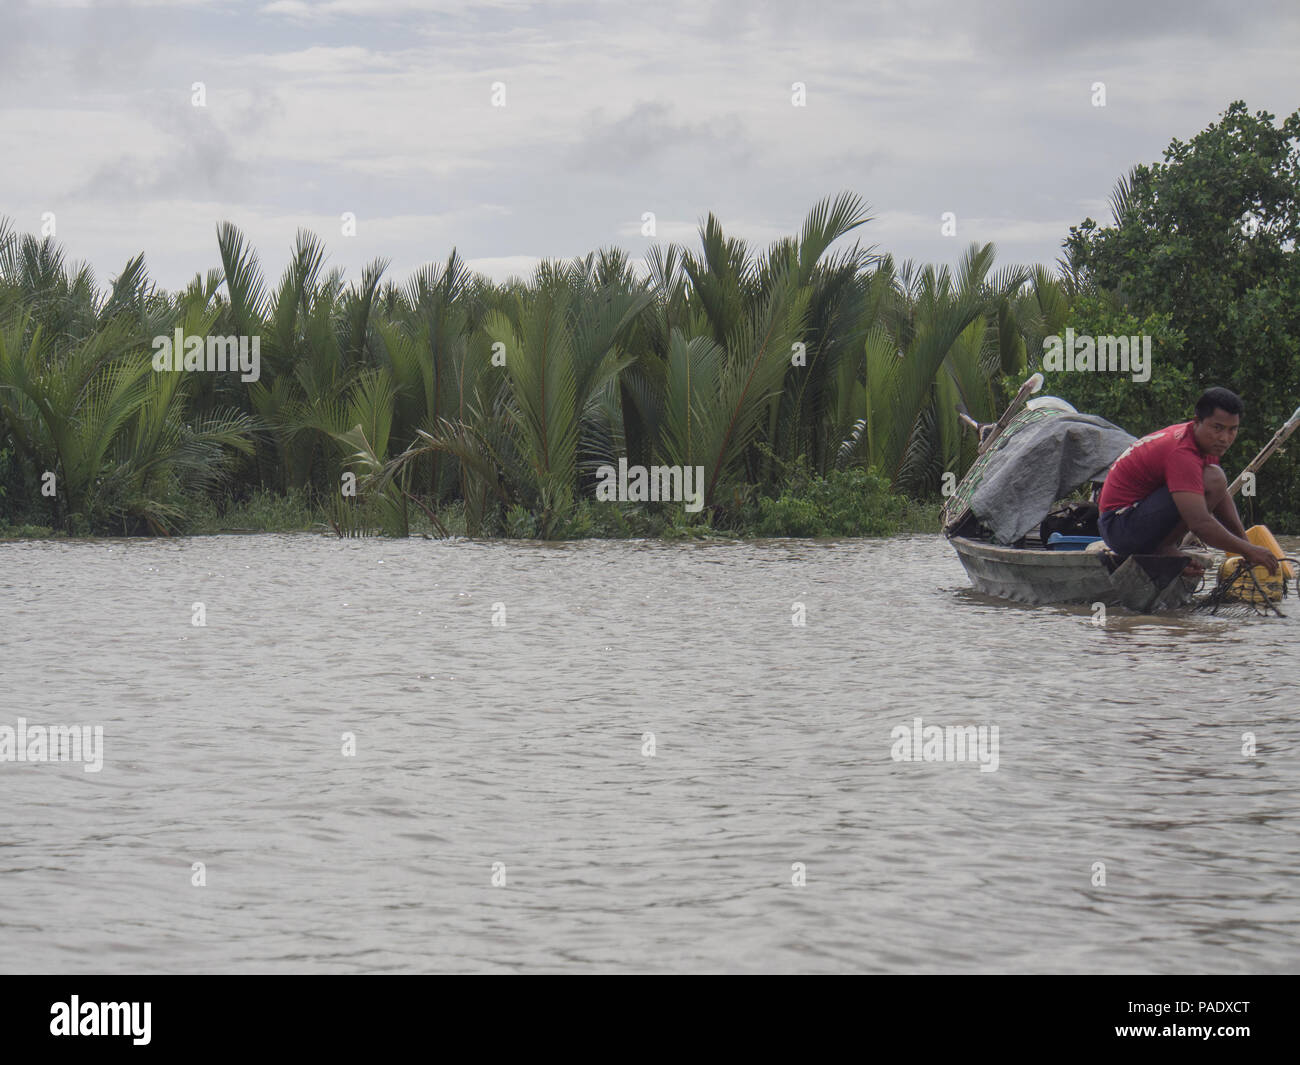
[1065, 102, 1300, 525]
[1040, 296, 1191, 437]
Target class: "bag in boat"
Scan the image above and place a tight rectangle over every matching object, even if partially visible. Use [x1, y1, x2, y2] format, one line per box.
[1039, 501, 1100, 544]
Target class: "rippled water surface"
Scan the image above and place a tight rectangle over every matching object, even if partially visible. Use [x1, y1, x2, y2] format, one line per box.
[2, 533, 1298, 973]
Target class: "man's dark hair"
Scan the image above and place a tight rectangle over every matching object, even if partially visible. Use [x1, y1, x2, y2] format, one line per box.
[1195, 387, 1243, 421]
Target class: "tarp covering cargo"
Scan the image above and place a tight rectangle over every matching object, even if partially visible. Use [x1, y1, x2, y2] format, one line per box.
[948, 408, 1135, 545]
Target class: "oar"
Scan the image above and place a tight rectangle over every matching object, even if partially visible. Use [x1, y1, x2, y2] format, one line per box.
[977, 372, 1044, 456]
[1228, 404, 1300, 496]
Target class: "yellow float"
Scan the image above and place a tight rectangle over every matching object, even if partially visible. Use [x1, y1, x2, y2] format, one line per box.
[1218, 526, 1294, 604]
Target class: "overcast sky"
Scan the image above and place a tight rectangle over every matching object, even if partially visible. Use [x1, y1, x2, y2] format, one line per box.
[3, 0, 1298, 293]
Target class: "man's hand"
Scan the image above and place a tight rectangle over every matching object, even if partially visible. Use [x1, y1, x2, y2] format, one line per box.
[1244, 544, 1281, 576]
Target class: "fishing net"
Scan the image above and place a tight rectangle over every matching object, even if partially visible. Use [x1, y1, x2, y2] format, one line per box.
[1189, 556, 1300, 617]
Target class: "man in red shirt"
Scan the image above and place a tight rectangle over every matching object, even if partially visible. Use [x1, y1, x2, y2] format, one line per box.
[1098, 387, 1279, 574]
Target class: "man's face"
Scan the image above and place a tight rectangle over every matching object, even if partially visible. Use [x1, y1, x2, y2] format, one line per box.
[1194, 408, 1240, 457]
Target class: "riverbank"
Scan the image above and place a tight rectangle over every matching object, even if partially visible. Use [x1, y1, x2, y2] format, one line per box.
[0, 463, 946, 541]
[0, 496, 945, 541]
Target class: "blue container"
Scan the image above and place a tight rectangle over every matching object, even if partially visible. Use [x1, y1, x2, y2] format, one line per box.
[1047, 533, 1102, 551]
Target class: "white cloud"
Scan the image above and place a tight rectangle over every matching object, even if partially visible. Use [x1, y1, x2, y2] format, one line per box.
[261, 0, 542, 18]
[871, 211, 1078, 249]
[5, 0, 1299, 291]
[464, 254, 543, 282]
[252, 46, 402, 75]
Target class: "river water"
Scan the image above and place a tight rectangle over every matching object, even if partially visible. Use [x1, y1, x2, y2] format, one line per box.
[1, 533, 1297, 974]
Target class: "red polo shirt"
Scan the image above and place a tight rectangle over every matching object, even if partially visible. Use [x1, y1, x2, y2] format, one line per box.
[1099, 421, 1220, 513]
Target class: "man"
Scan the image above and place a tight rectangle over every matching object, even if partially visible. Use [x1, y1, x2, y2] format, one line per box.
[1098, 387, 1279, 576]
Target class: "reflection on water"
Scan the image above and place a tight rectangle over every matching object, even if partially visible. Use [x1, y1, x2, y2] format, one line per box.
[0, 533, 1297, 973]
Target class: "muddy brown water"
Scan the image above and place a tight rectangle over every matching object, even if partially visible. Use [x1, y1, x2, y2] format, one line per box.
[1, 533, 1297, 973]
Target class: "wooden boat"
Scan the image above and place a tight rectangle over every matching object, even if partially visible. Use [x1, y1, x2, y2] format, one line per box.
[943, 388, 1200, 612]
[949, 535, 1198, 612]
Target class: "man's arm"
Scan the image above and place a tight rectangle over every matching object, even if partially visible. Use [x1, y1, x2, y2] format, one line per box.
[1171, 491, 1279, 573]
[1211, 489, 1249, 540]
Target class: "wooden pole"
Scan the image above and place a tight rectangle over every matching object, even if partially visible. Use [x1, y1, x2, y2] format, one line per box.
[976, 373, 1044, 456]
[1228, 405, 1300, 496]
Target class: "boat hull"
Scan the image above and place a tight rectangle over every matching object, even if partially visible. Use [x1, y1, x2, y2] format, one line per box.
[949, 536, 1196, 612]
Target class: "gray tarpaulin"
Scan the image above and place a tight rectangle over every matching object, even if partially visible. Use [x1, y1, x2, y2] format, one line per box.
[970, 412, 1135, 544]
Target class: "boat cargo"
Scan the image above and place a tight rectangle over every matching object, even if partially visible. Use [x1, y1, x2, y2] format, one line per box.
[942, 403, 1203, 612]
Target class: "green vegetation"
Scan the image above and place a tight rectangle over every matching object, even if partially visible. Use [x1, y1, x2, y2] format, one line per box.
[754, 465, 905, 537]
[2, 102, 1297, 539]
[186, 487, 322, 535]
[0, 193, 1017, 540]
[1063, 101, 1300, 528]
